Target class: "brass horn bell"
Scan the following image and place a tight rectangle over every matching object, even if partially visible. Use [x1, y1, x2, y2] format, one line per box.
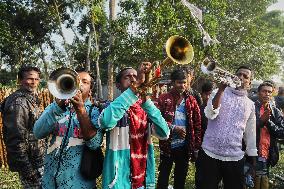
[165, 35, 194, 65]
[48, 67, 80, 99]
[135, 35, 194, 94]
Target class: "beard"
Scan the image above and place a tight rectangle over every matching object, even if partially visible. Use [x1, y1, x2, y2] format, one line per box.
[23, 86, 37, 93]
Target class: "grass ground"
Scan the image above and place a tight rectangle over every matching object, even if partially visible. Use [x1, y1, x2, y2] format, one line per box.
[0, 149, 284, 189]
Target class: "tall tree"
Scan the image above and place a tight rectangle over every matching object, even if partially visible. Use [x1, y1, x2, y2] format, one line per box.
[107, 0, 116, 100]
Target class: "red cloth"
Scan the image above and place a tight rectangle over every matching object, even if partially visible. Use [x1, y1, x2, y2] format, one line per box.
[259, 105, 271, 159]
[156, 89, 202, 160]
[128, 99, 148, 189]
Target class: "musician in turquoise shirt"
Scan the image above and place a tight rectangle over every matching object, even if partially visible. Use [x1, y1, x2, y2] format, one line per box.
[34, 70, 102, 189]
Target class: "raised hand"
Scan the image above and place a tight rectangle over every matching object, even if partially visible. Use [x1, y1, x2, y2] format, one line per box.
[135, 62, 152, 88]
[70, 91, 85, 113]
[260, 103, 271, 123]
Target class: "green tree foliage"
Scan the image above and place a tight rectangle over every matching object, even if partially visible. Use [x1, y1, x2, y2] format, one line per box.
[0, 0, 55, 84]
[0, 0, 56, 66]
[0, 0, 108, 86]
[1, 0, 284, 87]
[112, 0, 284, 80]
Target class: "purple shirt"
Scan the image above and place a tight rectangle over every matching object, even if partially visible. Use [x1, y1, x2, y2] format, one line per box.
[202, 87, 257, 161]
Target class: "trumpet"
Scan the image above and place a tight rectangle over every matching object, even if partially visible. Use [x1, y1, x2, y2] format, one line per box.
[47, 67, 80, 99]
[137, 35, 194, 94]
[201, 57, 241, 88]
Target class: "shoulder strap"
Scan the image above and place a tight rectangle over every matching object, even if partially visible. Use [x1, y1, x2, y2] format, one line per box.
[88, 103, 96, 117]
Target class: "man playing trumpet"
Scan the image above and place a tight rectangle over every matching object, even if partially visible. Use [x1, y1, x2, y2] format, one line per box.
[33, 68, 103, 188]
[195, 66, 257, 189]
[99, 62, 170, 189]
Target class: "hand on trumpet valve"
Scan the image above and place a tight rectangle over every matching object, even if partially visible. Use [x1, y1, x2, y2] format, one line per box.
[70, 91, 85, 113]
[217, 81, 229, 91]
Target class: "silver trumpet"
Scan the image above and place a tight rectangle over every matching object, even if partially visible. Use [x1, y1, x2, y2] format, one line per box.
[201, 57, 241, 88]
[47, 67, 80, 99]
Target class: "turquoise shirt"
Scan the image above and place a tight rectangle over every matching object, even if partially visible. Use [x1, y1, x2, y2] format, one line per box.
[33, 99, 103, 189]
[99, 88, 170, 189]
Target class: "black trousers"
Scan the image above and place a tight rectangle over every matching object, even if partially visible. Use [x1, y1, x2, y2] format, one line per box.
[157, 147, 189, 189]
[195, 149, 245, 189]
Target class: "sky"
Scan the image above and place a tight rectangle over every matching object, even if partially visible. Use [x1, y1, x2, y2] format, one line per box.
[267, 0, 284, 11]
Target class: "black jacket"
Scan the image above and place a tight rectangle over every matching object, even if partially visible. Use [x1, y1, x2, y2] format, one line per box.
[1, 89, 46, 175]
[255, 100, 284, 166]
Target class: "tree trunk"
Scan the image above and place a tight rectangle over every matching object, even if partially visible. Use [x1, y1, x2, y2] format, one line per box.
[52, 0, 72, 66]
[92, 23, 103, 100]
[107, 0, 116, 101]
[86, 30, 93, 72]
[40, 44, 48, 81]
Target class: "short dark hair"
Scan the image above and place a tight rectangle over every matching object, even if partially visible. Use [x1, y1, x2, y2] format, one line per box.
[170, 69, 187, 81]
[115, 67, 134, 84]
[201, 81, 214, 93]
[263, 80, 276, 88]
[17, 65, 41, 80]
[75, 67, 95, 90]
[236, 65, 253, 79]
[258, 82, 273, 92]
[236, 65, 251, 73]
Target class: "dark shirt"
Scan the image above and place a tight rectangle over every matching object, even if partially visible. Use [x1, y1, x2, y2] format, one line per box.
[2, 88, 46, 175]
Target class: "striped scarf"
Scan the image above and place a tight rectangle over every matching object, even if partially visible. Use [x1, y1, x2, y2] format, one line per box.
[128, 99, 148, 189]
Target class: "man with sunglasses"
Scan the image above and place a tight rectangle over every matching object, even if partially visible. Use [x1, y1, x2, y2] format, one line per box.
[195, 66, 258, 189]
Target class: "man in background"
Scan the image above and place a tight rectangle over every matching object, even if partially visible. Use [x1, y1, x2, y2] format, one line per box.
[254, 82, 284, 189]
[1, 65, 45, 189]
[275, 86, 284, 113]
[156, 69, 201, 189]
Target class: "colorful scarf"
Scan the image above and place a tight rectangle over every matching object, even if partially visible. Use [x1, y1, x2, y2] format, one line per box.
[128, 99, 148, 189]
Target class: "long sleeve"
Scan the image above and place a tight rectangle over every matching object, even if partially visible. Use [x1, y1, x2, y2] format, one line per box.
[155, 94, 175, 132]
[3, 101, 34, 175]
[33, 102, 64, 139]
[204, 90, 221, 120]
[244, 104, 257, 156]
[267, 107, 284, 139]
[190, 97, 202, 151]
[141, 99, 170, 139]
[99, 88, 138, 130]
[85, 106, 103, 150]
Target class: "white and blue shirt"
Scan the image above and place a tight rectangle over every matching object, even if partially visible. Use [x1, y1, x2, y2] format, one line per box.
[171, 99, 188, 149]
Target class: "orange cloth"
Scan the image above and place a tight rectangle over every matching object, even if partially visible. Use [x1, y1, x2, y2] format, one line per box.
[259, 106, 271, 159]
